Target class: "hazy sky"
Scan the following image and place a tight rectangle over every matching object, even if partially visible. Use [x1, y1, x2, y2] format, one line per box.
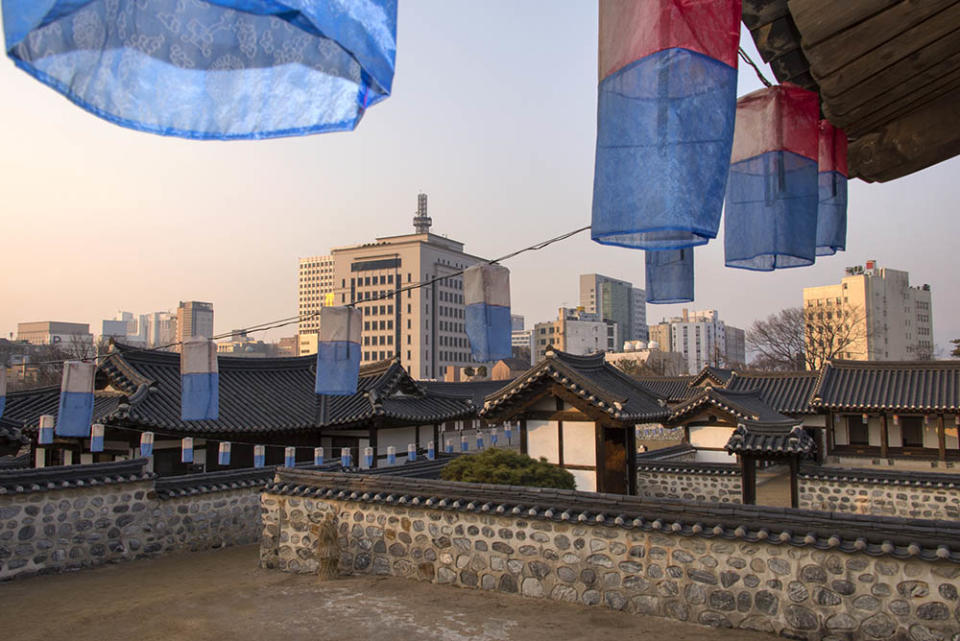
[2, 2, 958, 356]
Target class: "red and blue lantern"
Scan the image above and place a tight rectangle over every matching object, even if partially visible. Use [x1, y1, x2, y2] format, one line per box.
[817, 120, 848, 256]
[56, 361, 96, 437]
[645, 248, 694, 304]
[592, 0, 741, 250]
[725, 84, 820, 270]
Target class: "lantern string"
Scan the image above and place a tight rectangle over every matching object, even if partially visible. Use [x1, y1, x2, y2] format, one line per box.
[24, 225, 592, 366]
[738, 47, 772, 88]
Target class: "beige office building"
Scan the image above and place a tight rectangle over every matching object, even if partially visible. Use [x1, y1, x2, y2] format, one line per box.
[532, 307, 620, 363]
[297, 254, 335, 340]
[16, 321, 94, 347]
[802, 260, 933, 363]
[299, 194, 488, 379]
[175, 301, 214, 346]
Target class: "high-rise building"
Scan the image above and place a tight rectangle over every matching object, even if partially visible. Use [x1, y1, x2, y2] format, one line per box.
[16, 321, 93, 348]
[299, 194, 488, 379]
[649, 309, 743, 373]
[532, 307, 620, 363]
[100, 311, 147, 346]
[175, 301, 214, 346]
[802, 260, 933, 362]
[511, 314, 525, 332]
[143, 312, 177, 349]
[297, 254, 335, 339]
[579, 274, 647, 348]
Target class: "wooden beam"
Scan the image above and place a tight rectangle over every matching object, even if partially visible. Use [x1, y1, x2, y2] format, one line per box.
[751, 16, 803, 63]
[742, 0, 790, 31]
[787, 0, 900, 49]
[741, 455, 757, 505]
[880, 413, 889, 459]
[939, 414, 947, 462]
[789, 456, 800, 509]
[847, 73, 960, 138]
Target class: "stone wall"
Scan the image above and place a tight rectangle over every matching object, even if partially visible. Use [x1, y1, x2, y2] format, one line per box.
[636, 462, 741, 503]
[799, 467, 960, 520]
[262, 470, 960, 641]
[0, 460, 270, 580]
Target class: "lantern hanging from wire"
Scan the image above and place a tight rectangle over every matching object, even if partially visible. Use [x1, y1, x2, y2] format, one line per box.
[181, 338, 219, 421]
[90, 423, 105, 452]
[38, 414, 54, 445]
[285, 446, 297, 468]
[140, 431, 154, 457]
[724, 84, 820, 270]
[592, 0, 741, 250]
[0, 366, 5, 418]
[56, 361, 96, 437]
[254, 445, 266, 468]
[2, 0, 398, 140]
[218, 441, 231, 466]
[315, 307, 362, 395]
[816, 120, 848, 256]
[464, 264, 512, 362]
[181, 437, 194, 463]
[645, 248, 694, 304]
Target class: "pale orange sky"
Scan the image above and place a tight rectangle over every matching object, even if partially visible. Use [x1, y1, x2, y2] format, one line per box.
[2, 2, 958, 355]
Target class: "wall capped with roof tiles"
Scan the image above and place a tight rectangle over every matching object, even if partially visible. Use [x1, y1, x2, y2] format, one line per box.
[799, 474, 960, 521]
[636, 466, 741, 503]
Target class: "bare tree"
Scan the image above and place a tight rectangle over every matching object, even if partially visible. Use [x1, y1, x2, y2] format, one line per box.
[746, 308, 806, 371]
[746, 306, 869, 371]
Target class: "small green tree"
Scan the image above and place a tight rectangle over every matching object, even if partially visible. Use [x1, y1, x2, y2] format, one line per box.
[440, 448, 575, 490]
[952, 339, 960, 358]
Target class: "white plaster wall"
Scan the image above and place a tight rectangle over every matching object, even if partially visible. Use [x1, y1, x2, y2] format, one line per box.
[694, 449, 736, 463]
[868, 419, 882, 446]
[834, 418, 849, 445]
[688, 425, 734, 450]
[527, 420, 559, 464]
[888, 422, 902, 447]
[946, 424, 959, 449]
[376, 427, 418, 466]
[568, 468, 597, 492]
[923, 423, 939, 449]
[562, 421, 595, 466]
[419, 425, 434, 448]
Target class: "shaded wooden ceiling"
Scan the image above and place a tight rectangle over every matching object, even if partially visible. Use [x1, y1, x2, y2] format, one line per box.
[743, 0, 960, 183]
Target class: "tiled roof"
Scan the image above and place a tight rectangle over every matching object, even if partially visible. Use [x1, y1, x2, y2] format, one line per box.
[2, 386, 126, 431]
[481, 350, 669, 423]
[726, 424, 816, 457]
[0, 458, 153, 495]
[812, 360, 960, 412]
[668, 388, 799, 430]
[420, 380, 512, 407]
[633, 376, 697, 403]
[725, 371, 819, 414]
[0, 417, 28, 454]
[690, 366, 734, 387]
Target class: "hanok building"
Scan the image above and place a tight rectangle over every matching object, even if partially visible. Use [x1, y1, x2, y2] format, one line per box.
[481, 350, 670, 494]
[2, 345, 478, 475]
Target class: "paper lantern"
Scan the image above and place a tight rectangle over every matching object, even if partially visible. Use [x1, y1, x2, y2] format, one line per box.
[464, 264, 511, 362]
[363, 446, 374, 468]
[181, 338, 219, 421]
[445, 440, 454, 454]
[0, 366, 5, 418]
[817, 120, 848, 256]
[592, 0, 740, 250]
[476, 433, 484, 450]
[181, 437, 194, 463]
[340, 447, 352, 468]
[386, 446, 397, 465]
[140, 432, 154, 457]
[427, 441, 436, 460]
[645, 248, 694, 304]
[254, 445, 266, 468]
[407, 443, 416, 463]
[56, 361, 96, 437]
[725, 84, 820, 270]
[90, 424, 105, 452]
[285, 446, 296, 468]
[892, 414, 900, 425]
[490, 430, 498, 447]
[504, 423, 513, 444]
[315, 307, 362, 395]
[38, 414, 54, 445]
[460, 435, 469, 452]
[862, 413, 869, 424]
[314, 447, 325, 466]
[3, 0, 398, 140]
[218, 442, 231, 466]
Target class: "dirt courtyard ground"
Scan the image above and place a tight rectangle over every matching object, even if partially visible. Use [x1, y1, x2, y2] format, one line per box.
[0, 544, 780, 641]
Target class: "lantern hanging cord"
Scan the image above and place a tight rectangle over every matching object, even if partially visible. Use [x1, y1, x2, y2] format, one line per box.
[738, 47, 772, 88]
[24, 225, 593, 366]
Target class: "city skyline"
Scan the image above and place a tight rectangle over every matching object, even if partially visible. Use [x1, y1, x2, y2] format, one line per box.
[2, 2, 958, 359]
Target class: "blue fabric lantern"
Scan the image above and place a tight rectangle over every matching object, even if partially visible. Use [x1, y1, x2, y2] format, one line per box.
[340, 447, 351, 468]
[181, 338, 219, 421]
[490, 430, 498, 447]
[460, 434, 469, 453]
[427, 441, 435, 460]
[817, 120, 848, 256]
[645, 248, 694, 304]
[56, 361, 96, 437]
[90, 423, 105, 452]
[464, 264, 511, 362]
[445, 439, 454, 454]
[406, 443, 416, 463]
[181, 437, 194, 463]
[254, 445, 266, 468]
[0, 366, 6, 418]
[284, 446, 296, 468]
[38, 414, 54, 445]
[2, 0, 398, 140]
[218, 441, 231, 466]
[725, 84, 821, 270]
[504, 423, 513, 444]
[476, 433, 484, 450]
[140, 431, 154, 457]
[313, 447, 324, 466]
[315, 307, 362, 395]
[386, 446, 396, 465]
[592, 0, 741, 250]
[363, 446, 374, 468]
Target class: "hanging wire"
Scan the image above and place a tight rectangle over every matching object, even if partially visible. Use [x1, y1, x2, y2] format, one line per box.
[738, 46, 772, 88]
[24, 225, 593, 366]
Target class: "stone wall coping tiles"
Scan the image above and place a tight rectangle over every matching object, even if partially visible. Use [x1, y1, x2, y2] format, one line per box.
[799, 464, 960, 488]
[0, 458, 153, 494]
[270, 469, 960, 564]
[155, 466, 278, 499]
[635, 461, 740, 476]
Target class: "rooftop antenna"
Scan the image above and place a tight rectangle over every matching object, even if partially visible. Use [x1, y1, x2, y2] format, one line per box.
[413, 193, 432, 233]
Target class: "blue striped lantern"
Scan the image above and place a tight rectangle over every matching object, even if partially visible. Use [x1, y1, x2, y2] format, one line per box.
[340, 447, 352, 468]
[464, 264, 512, 362]
[218, 442, 231, 466]
[140, 432, 154, 457]
[314, 447, 325, 466]
[445, 440, 454, 454]
[254, 445, 266, 468]
[2, 1, 398, 140]
[816, 120, 848, 256]
[363, 446, 374, 469]
[285, 447, 296, 468]
[181, 338, 219, 421]
[38, 414, 54, 445]
[592, 0, 741, 250]
[504, 423, 513, 445]
[0, 365, 6, 418]
[90, 424, 105, 452]
[315, 307, 362, 395]
[490, 430, 498, 447]
[407, 443, 416, 463]
[646, 248, 695, 304]
[386, 446, 396, 465]
[181, 437, 194, 463]
[476, 433, 484, 450]
[427, 441, 436, 460]
[56, 361, 96, 437]
[460, 435, 469, 453]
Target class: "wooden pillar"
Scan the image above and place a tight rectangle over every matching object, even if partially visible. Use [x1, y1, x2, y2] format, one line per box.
[789, 456, 799, 509]
[627, 422, 638, 496]
[938, 414, 947, 462]
[880, 413, 889, 459]
[520, 418, 528, 455]
[826, 412, 836, 456]
[741, 455, 756, 505]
